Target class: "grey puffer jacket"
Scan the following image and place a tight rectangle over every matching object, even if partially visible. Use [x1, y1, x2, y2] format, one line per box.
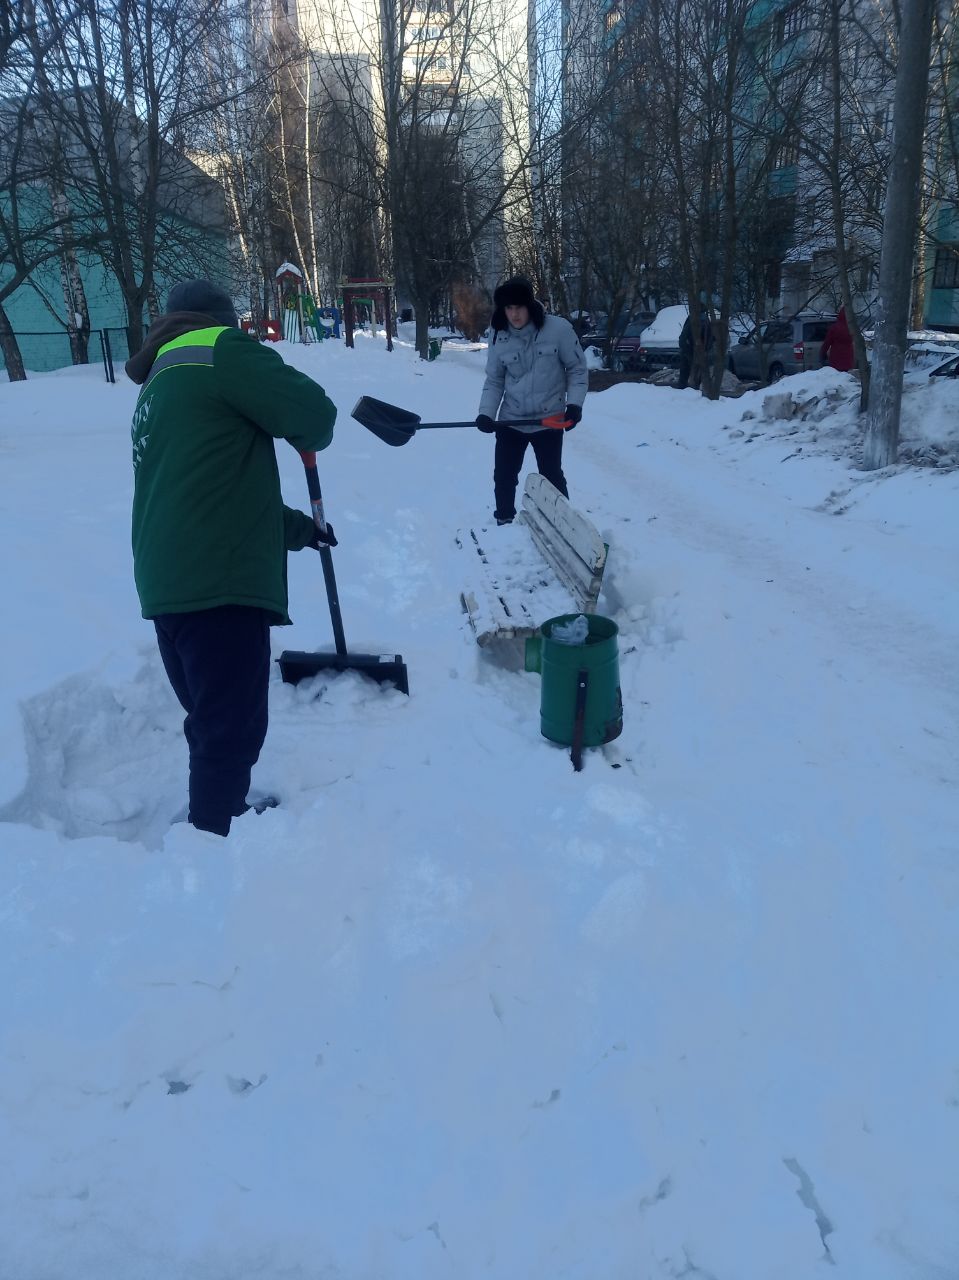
[478, 314, 588, 435]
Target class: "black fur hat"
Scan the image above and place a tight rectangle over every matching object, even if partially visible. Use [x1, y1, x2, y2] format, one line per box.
[490, 275, 545, 340]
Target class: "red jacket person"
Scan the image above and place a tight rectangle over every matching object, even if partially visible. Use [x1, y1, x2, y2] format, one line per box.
[820, 307, 855, 372]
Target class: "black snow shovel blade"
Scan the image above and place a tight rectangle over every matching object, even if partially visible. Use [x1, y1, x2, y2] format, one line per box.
[277, 450, 410, 694]
[351, 395, 546, 446]
[278, 648, 409, 693]
[352, 395, 422, 446]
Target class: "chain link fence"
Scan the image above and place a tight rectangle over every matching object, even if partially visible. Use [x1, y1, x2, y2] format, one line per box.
[1, 332, 77, 378]
[1, 327, 139, 382]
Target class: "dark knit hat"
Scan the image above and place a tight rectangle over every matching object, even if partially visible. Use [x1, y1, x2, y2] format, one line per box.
[165, 279, 238, 328]
[490, 275, 544, 339]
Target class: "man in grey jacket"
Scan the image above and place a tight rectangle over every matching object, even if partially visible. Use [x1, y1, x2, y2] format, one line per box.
[476, 276, 587, 524]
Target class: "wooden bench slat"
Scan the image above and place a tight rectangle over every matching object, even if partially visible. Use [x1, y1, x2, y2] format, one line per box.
[521, 474, 607, 570]
[459, 474, 608, 646]
[522, 509, 604, 612]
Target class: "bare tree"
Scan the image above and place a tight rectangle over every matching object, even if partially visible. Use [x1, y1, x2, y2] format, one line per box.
[865, 0, 937, 469]
[792, 0, 896, 405]
[548, 2, 668, 358]
[645, 0, 765, 398]
[293, 0, 555, 356]
[194, 0, 297, 330]
[32, 0, 234, 352]
[19, 0, 96, 363]
[0, 10, 103, 379]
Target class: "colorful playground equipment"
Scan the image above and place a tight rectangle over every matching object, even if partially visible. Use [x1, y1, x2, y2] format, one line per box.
[267, 265, 395, 349]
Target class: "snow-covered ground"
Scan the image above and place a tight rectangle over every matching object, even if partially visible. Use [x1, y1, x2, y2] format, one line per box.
[1, 333, 958, 1279]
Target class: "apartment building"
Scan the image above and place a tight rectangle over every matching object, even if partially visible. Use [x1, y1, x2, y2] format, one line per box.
[261, 0, 533, 305]
[560, 0, 959, 333]
[745, 0, 959, 330]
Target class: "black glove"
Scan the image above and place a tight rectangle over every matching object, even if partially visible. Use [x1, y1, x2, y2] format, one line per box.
[563, 404, 582, 430]
[476, 414, 496, 434]
[309, 521, 337, 549]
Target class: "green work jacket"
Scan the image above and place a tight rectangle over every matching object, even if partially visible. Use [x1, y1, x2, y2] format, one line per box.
[130, 323, 336, 623]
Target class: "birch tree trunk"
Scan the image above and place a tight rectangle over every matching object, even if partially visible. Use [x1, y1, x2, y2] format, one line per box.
[23, 0, 92, 364]
[50, 176, 92, 364]
[864, 0, 936, 470]
[302, 55, 321, 302]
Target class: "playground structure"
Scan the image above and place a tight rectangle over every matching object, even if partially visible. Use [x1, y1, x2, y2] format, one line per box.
[249, 265, 394, 350]
[340, 278, 395, 352]
[275, 263, 325, 343]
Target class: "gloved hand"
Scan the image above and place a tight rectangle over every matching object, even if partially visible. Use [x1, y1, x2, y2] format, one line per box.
[309, 521, 337, 549]
[476, 414, 496, 434]
[563, 404, 582, 430]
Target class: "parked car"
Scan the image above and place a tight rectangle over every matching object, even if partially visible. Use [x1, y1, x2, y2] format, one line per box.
[607, 316, 657, 371]
[578, 312, 609, 350]
[902, 345, 959, 384]
[580, 310, 656, 358]
[628, 304, 689, 371]
[728, 313, 835, 383]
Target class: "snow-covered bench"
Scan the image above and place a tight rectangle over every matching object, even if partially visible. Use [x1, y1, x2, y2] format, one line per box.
[459, 473, 608, 647]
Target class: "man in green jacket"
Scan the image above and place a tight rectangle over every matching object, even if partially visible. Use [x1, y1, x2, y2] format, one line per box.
[127, 279, 337, 836]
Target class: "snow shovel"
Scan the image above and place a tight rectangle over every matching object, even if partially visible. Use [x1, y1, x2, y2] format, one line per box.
[352, 395, 571, 447]
[277, 452, 410, 694]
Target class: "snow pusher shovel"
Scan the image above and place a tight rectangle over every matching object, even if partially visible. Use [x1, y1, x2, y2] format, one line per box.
[351, 395, 570, 447]
[277, 452, 410, 694]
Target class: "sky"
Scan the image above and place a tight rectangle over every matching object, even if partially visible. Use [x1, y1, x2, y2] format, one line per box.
[1, 330, 958, 1279]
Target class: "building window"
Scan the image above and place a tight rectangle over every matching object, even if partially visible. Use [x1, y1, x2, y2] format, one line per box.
[772, 140, 799, 169]
[933, 246, 959, 288]
[778, 67, 802, 107]
[776, 3, 805, 45]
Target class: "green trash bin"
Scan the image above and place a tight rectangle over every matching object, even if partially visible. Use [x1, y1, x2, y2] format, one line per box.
[525, 614, 623, 765]
[428, 337, 442, 361]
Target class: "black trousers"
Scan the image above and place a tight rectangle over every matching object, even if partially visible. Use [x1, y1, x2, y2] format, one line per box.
[154, 605, 271, 836]
[493, 427, 568, 522]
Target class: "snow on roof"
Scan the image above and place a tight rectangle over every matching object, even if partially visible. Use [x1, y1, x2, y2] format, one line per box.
[275, 261, 303, 278]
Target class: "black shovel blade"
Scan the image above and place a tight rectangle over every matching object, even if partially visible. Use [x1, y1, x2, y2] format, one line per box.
[351, 396, 421, 447]
[277, 649, 410, 695]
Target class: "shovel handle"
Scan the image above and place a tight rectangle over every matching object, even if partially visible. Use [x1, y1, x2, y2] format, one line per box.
[417, 416, 568, 431]
[300, 450, 329, 534]
[299, 452, 346, 656]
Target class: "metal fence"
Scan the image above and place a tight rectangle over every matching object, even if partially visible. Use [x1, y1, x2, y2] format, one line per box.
[98, 328, 136, 383]
[1, 327, 138, 383]
[1, 331, 77, 378]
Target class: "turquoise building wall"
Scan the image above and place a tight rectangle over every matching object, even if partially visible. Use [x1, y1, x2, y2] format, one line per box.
[2, 189, 233, 375]
[922, 205, 959, 331]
